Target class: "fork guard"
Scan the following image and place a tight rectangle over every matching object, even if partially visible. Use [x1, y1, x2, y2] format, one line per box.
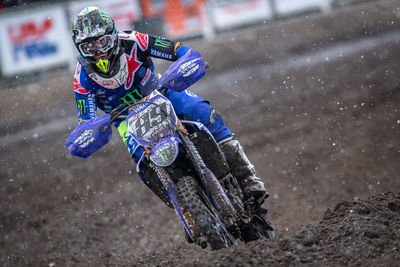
[181, 135, 237, 225]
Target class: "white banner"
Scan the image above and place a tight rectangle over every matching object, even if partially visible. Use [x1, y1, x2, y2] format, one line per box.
[0, 6, 73, 76]
[68, 0, 142, 30]
[210, 0, 272, 30]
[275, 0, 332, 15]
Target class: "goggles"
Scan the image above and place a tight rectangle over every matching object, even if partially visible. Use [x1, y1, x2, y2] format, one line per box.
[78, 34, 115, 57]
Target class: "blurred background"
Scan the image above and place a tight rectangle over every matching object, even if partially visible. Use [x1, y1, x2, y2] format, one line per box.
[0, 0, 371, 82]
[1, 0, 400, 266]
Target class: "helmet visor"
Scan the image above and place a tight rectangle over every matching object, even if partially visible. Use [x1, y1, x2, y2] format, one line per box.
[78, 34, 115, 57]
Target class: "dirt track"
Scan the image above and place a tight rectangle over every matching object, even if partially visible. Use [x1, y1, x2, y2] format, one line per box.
[1, 1, 400, 266]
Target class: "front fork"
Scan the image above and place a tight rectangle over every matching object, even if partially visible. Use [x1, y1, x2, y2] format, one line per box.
[181, 135, 237, 227]
[152, 165, 196, 240]
[148, 120, 237, 239]
[142, 121, 196, 240]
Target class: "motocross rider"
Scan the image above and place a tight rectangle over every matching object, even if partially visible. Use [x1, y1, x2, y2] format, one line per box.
[71, 7, 268, 204]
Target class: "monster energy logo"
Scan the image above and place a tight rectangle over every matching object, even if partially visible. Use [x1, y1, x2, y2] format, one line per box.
[159, 149, 171, 162]
[84, 25, 92, 34]
[154, 39, 171, 48]
[119, 89, 143, 105]
[77, 99, 87, 115]
[96, 59, 109, 73]
[99, 11, 112, 22]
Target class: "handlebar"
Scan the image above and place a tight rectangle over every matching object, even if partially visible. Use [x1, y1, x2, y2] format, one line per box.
[110, 60, 210, 123]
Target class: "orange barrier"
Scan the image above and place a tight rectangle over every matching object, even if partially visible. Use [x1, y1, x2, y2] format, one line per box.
[139, 0, 207, 38]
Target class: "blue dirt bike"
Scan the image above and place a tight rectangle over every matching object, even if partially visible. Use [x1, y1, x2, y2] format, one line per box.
[66, 51, 274, 250]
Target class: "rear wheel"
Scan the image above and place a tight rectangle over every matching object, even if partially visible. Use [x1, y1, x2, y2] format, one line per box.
[177, 176, 236, 250]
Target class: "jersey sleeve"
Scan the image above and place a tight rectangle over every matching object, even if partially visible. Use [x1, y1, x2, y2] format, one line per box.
[119, 30, 191, 61]
[147, 34, 182, 61]
[73, 63, 97, 123]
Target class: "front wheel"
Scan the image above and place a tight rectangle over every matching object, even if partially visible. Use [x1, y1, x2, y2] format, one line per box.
[176, 176, 236, 250]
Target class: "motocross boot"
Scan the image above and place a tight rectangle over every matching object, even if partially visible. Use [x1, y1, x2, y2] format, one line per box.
[219, 136, 269, 204]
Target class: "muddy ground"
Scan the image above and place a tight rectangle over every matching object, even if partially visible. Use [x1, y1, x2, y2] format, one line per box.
[0, 0, 400, 266]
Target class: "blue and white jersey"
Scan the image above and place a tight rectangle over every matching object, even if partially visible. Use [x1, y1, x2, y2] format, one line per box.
[71, 31, 231, 162]
[73, 31, 185, 123]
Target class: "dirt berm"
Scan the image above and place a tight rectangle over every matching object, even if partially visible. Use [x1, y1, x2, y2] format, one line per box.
[0, 0, 399, 266]
[131, 192, 400, 266]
